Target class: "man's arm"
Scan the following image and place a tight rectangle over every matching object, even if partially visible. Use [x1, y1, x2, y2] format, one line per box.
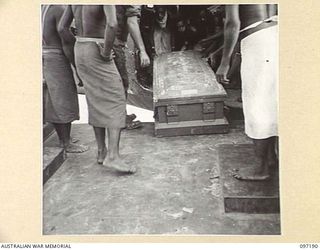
[57, 5, 76, 66]
[100, 5, 117, 61]
[216, 5, 240, 84]
[126, 6, 150, 67]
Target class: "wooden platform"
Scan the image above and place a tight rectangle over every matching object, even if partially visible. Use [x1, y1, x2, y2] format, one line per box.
[218, 144, 280, 214]
[43, 123, 280, 235]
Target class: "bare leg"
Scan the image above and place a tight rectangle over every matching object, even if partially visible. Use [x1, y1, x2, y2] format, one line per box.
[93, 126, 107, 164]
[233, 138, 270, 181]
[103, 128, 136, 173]
[53, 123, 88, 153]
[54, 122, 71, 147]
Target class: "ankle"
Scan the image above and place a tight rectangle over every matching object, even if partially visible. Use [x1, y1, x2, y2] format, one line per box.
[107, 152, 119, 161]
[98, 146, 106, 152]
[63, 141, 71, 148]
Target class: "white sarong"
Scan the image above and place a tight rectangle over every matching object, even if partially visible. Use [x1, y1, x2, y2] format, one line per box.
[240, 24, 278, 139]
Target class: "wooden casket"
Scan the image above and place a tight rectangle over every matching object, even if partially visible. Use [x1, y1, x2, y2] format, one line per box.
[153, 51, 229, 137]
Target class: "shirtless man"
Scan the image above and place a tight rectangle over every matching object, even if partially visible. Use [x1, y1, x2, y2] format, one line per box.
[216, 4, 278, 180]
[42, 5, 88, 153]
[58, 5, 135, 173]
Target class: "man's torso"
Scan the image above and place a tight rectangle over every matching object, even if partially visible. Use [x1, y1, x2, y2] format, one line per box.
[238, 4, 277, 40]
[72, 5, 106, 38]
[239, 4, 268, 30]
[42, 5, 64, 47]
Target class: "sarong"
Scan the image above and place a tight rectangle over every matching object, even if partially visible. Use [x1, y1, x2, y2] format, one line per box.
[113, 41, 129, 95]
[75, 38, 126, 128]
[240, 24, 278, 139]
[43, 47, 79, 123]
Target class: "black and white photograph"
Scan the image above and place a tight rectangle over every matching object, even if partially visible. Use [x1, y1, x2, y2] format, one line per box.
[42, 4, 280, 235]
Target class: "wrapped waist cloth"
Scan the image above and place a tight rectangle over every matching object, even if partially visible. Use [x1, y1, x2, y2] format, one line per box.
[240, 25, 278, 139]
[75, 40, 126, 128]
[43, 47, 79, 123]
[76, 37, 104, 43]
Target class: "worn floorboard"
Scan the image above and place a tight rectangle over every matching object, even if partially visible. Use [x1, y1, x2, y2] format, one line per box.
[43, 123, 280, 235]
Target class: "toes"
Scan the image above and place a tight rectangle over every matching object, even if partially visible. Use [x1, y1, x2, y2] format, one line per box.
[259, 175, 271, 181]
[78, 146, 89, 153]
[129, 166, 137, 174]
[232, 173, 243, 180]
[229, 168, 239, 176]
[66, 144, 89, 153]
[80, 146, 89, 153]
[117, 164, 136, 174]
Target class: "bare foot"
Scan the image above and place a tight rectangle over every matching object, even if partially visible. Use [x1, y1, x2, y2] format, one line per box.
[65, 143, 89, 153]
[59, 138, 79, 147]
[230, 167, 270, 181]
[103, 156, 136, 174]
[70, 137, 79, 143]
[97, 148, 107, 164]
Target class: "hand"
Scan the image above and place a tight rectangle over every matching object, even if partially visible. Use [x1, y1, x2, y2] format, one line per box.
[75, 71, 84, 87]
[77, 79, 84, 87]
[216, 63, 230, 85]
[180, 45, 187, 51]
[97, 43, 114, 62]
[139, 51, 150, 68]
[193, 43, 203, 52]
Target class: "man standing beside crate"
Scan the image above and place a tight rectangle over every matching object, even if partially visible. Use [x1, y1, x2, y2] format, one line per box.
[216, 4, 278, 181]
[59, 5, 136, 173]
[113, 5, 150, 129]
[42, 5, 88, 153]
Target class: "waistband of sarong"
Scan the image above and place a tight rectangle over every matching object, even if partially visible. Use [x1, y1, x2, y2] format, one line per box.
[76, 37, 104, 43]
[239, 16, 278, 41]
[42, 47, 63, 54]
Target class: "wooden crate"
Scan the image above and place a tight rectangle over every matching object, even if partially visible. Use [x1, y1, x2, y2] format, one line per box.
[153, 51, 229, 137]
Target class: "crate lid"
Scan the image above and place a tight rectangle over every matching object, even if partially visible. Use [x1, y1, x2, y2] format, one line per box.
[153, 51, 227, 103]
